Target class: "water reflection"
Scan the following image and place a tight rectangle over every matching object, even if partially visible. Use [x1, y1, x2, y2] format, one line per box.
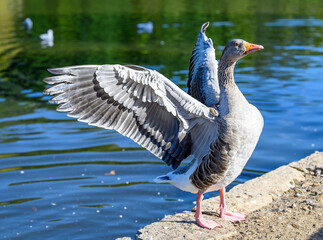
[9, 177, 95, 186]
[0, 144, 143, 159]
[81, 181, 151, 188]
[0, 197, 42, 206]
[266, 18, 323, 27]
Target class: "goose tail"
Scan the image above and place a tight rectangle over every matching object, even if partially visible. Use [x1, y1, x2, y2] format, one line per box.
[154, 174, 173, 183]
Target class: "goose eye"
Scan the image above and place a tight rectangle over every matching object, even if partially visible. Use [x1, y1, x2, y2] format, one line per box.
[235, 42, 239, 46]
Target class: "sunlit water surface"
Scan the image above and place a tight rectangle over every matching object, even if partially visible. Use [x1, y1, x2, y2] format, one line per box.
[0, 1, 322, 239]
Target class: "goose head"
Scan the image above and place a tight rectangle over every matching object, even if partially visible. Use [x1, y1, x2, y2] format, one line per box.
[220, 39, 264, 63]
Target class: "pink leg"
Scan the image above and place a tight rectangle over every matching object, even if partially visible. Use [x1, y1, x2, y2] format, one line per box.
[217, 188, 245, 222]
[195, 192, 222, 229]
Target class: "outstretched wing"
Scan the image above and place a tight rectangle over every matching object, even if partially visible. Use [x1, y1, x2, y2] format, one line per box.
[43, 64, 218, 169]
[188, 22, 220, 107]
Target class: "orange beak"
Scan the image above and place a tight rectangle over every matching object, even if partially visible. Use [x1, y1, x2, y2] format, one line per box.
[244, 41, 264, 54]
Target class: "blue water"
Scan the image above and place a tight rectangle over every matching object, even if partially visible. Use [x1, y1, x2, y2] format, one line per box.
[0, 0, 322, 239]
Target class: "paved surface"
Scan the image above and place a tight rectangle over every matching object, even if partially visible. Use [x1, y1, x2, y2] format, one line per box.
[116, 152, 322, 240]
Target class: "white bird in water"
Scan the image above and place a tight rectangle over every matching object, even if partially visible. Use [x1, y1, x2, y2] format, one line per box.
[43, 21, 264, 230]
[40, 29, 54, 48]
[24, 18, 33, 30]
[40, 29, 54, 41]
[137, 21, 153, 34]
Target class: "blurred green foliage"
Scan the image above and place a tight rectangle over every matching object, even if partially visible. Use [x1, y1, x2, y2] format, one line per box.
[0, 0, 322, 100]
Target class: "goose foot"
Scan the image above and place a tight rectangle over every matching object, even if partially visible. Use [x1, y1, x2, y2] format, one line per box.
[196, 215, 222, 229]
[218, 188, 246, 222]
[195, 192, 222, 229]
[219, 210, 246, 222]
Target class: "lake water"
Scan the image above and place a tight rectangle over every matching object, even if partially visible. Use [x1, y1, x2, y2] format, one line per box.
[0, 0, 322, 239]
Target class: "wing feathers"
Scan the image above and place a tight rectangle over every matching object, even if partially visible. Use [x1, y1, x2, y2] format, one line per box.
[43, 64, 218, 169]
[188, 22, 220, 107]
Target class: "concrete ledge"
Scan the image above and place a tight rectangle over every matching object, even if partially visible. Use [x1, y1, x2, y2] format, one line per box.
[131, 152, 323, 240]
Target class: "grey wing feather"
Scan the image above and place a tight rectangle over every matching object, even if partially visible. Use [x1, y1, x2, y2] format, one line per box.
[188, 22, 220, 107]
[43, 64, 218, 169]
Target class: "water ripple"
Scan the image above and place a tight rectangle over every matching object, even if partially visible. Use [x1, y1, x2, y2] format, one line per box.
[0, 197, 42, 206]
[266, 18, 323, 27]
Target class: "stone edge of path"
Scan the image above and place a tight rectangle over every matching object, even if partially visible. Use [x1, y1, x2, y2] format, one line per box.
[116, 151, 323, 240]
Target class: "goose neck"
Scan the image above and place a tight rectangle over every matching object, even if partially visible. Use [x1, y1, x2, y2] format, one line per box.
[218, 60, 236, 88]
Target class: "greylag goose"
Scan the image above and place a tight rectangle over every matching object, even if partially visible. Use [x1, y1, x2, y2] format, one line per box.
[43, 21, 264, 229]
